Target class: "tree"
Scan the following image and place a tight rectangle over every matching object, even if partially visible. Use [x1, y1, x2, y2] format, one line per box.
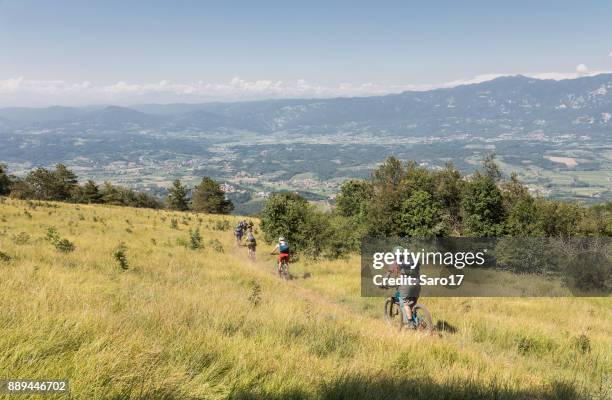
[482, 153, 502, 182]
[100, 182, 123, 205]
[365, 156, 407, 236]
[261, 192, 310, 245]
[167, 179, 190, 211]
[396, 190, 444, 237]
[461, 171, 505, 236]
[53, 164, 78, 200]
[82, 180, 103, 204]
[434, 162, 463, 227]
[335, 180, 371, 217]
[24, 167, 57, 200]
[23, 164, 78, 201]
[260, 192, 335, 258]
[0, 164, 11, 196]
[501, 173, 539, 235]
[191, 177, 233, 214]
[534, 200, 582, 237]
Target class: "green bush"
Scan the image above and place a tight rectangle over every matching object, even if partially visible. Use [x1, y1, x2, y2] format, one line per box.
[208, 239, 224, 253]
[113, 243, 129, 270]
[213, 220, 230, 231]
[189, 228, 202, 249]
[0, 251, 11, 262]
[54, 238, 75, 253]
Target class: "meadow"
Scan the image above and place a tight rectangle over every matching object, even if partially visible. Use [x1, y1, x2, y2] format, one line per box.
[0, 198, 610, 399]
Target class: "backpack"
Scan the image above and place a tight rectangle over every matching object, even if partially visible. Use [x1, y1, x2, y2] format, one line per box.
[279, 242, 289, 253]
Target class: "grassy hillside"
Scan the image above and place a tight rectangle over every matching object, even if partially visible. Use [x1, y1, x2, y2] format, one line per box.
[0, 198, 610, 399]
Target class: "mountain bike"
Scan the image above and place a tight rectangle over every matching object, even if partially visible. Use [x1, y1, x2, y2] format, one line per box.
[384, 289, 433, 333]
[247, 244, 256, 261]
[278, 258, 289, 280]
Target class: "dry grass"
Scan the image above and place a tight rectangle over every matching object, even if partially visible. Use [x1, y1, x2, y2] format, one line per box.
[0, 198, 610, 399]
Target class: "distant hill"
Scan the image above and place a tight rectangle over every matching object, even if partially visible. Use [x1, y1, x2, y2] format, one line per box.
[1, 74, 611, 135]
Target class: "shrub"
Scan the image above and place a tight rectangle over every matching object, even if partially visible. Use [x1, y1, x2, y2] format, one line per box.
[189, 228, 202, 249]
[113, 243, 129, 270]
[54, 238, 75, 253]
[0, 251, 11, 262]
[46, 227, 60, 243]
[170, 219, 179, 229]
[208, 239, 224, 253]
[572, 334, 591, 354]
[213, 220, 230, 231]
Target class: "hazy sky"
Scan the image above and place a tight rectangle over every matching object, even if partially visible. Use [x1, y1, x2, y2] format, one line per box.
[1, 0, 611, 106]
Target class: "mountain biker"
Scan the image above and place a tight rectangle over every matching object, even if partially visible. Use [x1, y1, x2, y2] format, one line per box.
[234, 224, 244, 243]
[382, 245, 421, 326]
[245, 228, 257, 257]
[270, 236, 290, 274]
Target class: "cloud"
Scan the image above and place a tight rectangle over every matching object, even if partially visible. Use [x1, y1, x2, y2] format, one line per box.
[1, 69, 612, 106]
[576, 64, 589, 74]
[609, 51, 612, 58]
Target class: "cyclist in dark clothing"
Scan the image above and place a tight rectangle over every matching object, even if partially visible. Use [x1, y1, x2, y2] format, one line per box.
[388, 246, 421, 324]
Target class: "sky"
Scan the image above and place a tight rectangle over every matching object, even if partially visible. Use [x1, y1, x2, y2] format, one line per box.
[1, 0, 611, 106]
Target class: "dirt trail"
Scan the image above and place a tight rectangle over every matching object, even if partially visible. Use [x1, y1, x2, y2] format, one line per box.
[230, 244, 363, 314]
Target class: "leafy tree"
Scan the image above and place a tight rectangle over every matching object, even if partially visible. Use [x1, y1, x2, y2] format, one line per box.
[534, 200, 582, 237]
[191, 177, 233, 214]
[461, 172, 505, 236]
[0, 164, 11, 196]
[101, 182, 123, 205]
[396, 190, 444, 237]
[53, 164, 78, 200]
[7, 178, 33, 199]
[167, 179, 190, 211]
[434, 162, 463, 227]
[23, 164, 78, 201]
[260, 192, 310, 246]
[260, 192, 337, 258]
[501, 173, 540, 235]
[335, 179, 371, 217]
[82, 180, 103, 204]
[364, 157, 407, 236]
[24, 167, 58, 200]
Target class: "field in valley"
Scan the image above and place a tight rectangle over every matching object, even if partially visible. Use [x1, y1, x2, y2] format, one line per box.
[0, 199, 610, 399]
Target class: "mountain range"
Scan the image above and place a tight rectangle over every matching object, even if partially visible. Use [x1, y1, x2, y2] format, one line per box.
[1, 74, 611, 136]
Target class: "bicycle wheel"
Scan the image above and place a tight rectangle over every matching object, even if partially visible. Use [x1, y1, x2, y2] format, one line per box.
[413, 304, 433, 333]
[280, 260, 289, 280]
[384, 298, 402, 329]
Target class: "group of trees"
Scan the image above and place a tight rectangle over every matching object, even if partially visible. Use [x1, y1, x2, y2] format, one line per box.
[166, 178, 234, 214]
[0, 164, 233, 213]
[260, 155, 611, 258]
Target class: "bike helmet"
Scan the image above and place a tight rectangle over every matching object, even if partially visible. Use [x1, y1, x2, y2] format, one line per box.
[279, 236, 285, 241]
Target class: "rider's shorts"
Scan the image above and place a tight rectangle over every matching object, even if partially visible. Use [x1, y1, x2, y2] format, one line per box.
[278, 252, 289, 262]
